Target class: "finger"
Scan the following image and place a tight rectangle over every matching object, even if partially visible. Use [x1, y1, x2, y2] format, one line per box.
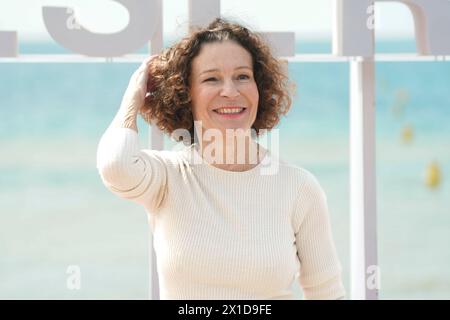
[139, 55, 158, 83]
[144, 54, 158, 65]
[129, 55, 157, 87]
[140, 54, 157, 69]
[136, 72, 149, 88]
[132, 57, 155, 81]
[132, 60, 151, 82]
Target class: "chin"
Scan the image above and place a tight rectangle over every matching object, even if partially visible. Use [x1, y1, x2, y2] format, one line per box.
[221, 126, 253, 133]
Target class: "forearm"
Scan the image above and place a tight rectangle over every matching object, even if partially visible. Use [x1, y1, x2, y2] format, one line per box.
[108, 55, 157, 133]
[109, 100, 139, 133]
[295, 172, 347, 300]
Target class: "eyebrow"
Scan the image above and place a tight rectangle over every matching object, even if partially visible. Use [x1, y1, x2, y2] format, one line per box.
[199, 66, 252, 76]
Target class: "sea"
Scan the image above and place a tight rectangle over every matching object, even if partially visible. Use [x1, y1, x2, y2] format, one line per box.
[0, 39, 449, 299]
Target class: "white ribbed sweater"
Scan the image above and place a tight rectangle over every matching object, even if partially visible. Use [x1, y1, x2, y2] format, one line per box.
[96, 127, 346, 300]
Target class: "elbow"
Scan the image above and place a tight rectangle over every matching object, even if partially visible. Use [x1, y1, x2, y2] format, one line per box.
[96, 149, 154, 203]
[96, 157, 126, 188]
[96, 127, 147, 192]
[96, 153, 141, 191]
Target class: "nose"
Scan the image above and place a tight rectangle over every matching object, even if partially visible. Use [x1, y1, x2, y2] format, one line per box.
[220, 79, 240, 98]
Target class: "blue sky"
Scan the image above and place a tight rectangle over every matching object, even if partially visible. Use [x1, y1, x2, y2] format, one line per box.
[0, 0, 416, 41]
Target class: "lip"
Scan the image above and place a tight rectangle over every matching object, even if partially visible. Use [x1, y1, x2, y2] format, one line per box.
[213, 105, 246, 110]
[212, 106, 247, 119]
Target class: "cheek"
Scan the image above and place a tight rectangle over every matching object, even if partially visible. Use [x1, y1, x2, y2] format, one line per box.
[249, 83, 259, 107]
[192, 86, 215, 106]
[189, 87, 202, 119]
[190, 95, 209, 121]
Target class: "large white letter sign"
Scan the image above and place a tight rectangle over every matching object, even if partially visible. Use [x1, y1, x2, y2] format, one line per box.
[333, 0, 374, 57]
[189, 0, 220, 30]
[333, 0, 450, 56]
[42, 0, 161, 57]
[0, 31, 17, 57]
[402, 0, 450, 55]
[259, 32, 296, 57]
[188, 0, 295, 57]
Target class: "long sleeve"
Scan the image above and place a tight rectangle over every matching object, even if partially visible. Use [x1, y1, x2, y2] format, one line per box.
[293, 172, 346, 300]
[96, 126, 168, 212]
[96, 143, 343, 299]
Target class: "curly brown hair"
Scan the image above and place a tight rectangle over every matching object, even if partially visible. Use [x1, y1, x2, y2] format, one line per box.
[140, 17, 293, 144]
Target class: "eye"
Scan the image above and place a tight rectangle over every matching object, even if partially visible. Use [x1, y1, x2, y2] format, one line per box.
[237, 74, 250, 80]
[203, 77, 218, 82]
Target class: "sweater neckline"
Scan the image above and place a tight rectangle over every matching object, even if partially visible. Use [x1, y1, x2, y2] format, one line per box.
[182, 143, 271, 176]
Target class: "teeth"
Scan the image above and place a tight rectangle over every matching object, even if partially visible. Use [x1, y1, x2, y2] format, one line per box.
[215, 108, 244, 114]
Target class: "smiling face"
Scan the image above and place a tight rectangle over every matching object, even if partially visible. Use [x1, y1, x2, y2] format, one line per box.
[189, 40, 259, 139]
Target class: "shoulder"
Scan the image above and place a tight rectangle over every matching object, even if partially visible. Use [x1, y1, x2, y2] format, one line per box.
[275, 157, 325, 194]
[276, 160, 328, 227]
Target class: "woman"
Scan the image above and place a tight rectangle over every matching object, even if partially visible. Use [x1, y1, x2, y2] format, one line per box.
[96, 18, 346, 300]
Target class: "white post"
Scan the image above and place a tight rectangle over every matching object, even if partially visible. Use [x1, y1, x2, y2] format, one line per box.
[349, 56, 379, 300]
[148, 0, 164, 301]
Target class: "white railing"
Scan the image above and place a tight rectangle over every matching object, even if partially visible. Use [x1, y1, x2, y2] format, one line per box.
[0, 53, 448, 63]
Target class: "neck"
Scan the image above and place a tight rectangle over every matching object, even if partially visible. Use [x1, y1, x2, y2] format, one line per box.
[194, 133, 265, 172]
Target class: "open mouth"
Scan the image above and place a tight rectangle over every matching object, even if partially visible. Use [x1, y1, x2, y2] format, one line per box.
[213, 107, 247, 116]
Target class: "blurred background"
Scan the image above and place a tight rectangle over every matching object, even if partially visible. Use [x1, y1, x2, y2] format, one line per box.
[0, 0, 449, 299]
